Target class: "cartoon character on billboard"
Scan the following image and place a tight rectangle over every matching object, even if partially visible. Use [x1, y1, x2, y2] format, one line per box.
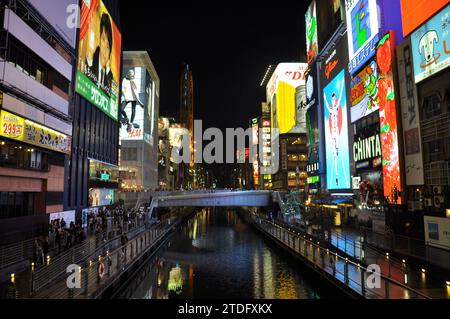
[324, 77, 345, 186]
[418, 30, 440, 68]
[363, 61, 380, 112]
[306, 3, 318, 63]
[121, 69, 144, 132]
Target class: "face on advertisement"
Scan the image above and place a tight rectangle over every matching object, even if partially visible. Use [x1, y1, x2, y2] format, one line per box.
[323, 70, 350, 190]
[99, 13, 113, 70]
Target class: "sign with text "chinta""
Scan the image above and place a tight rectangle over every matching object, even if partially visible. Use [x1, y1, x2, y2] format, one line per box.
[0, 110, 71, 154]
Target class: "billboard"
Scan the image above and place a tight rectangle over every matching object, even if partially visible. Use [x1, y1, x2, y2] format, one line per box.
[376, 32, 403, 204]
[317, 0, 344, 48]
[345, 0, 380, 74]
[76, 0, 122, 121]
[120, 67, 154, 143]
[267, 63, 308, 134]
[411, 4, 450, 84]
[424, 216, 450, 251]
[306, 65, 320, 182]
[400, 0, 448, 36]
[396, 38, 424, 186]
[28, 0, 78, 48]
[169, 127, 187, 148]
[306, 1, 319, 64]
[350, 60, 380, 122]
[323, 70, 351, 190]
[88, 188, 115, 207]
[0, 110, 71, 154]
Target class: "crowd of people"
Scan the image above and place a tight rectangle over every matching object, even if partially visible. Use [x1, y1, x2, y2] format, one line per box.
[32, 205, 147, 266]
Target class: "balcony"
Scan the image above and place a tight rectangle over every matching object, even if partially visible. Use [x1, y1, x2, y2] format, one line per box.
[421, 112, 450, 144]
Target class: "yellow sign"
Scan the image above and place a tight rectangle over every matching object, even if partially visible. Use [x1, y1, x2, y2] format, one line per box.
[0, 110, 71, 154]
[0, 110, 24, 141]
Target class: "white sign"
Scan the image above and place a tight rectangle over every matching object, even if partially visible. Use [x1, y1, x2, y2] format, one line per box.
[266, 63, 308, 101]
[424, 216, 450, 251]
[50, 210, 76, 226]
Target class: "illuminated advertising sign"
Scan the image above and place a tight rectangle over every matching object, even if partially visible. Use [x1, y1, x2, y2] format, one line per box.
[267, 63, 308, 134]
[251, 120, 259, 145]
[88, 188, 115, 207]
[376, 32, 403, 204]
[400, 0, 448, 36]
[320, 35, 349, 85]
[350, 61, 380, 122]
[411, 4, 450, 84]
[169, 127, 187, 148]
[306, 1, 319, 64]
[345, 0, 380, 74]
[353, 133, 382, 167]
[76, 0, 122, 121]
[0, 110, 71, 154]
[120, 67, 154, 144]
[305, 66, 320, 181]
[323, 70, 351, 190]
[396, 38, 424, 186]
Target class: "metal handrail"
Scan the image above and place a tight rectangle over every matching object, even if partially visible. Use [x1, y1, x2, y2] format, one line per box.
[253, 215, 430, 299]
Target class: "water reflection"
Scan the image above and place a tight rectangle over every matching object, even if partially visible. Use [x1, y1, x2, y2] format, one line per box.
[116, 208, 321, 299]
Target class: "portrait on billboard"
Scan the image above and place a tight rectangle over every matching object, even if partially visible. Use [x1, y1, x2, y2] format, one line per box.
[323, 70, 351, 190]
[76, 0, 122, 121]
[120, 68, 145, 136]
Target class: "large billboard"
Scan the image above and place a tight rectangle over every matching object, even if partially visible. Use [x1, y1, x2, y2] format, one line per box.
[323, 70, 351, 190]
[350, 60, 380, 123]
[120, 67, 154, 144]
[400, 0, 448, 36]
[0, 110, 71, 154]
[376, 32, 403, 204]
[345, 0, 380, 74]
[396, 38, 424, 186]
[305, 65, 320, 184]
[28, 0, 78, 48]
[267, 63, 308, 134]
[306, 1, 319, 64]
[411, 4, 450, 84]
[317, 0, 344, 48]
[76, 0, 122, 121]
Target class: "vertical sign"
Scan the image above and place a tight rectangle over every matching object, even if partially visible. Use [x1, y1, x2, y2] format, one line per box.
[396, 38, 424, 186]
[306, 0, 319, 64]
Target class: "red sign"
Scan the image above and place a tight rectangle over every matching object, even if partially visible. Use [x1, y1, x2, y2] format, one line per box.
[400, 0, 448, 36]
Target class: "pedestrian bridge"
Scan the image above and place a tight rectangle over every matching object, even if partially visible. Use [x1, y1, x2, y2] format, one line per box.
[148, 190, 273, 210]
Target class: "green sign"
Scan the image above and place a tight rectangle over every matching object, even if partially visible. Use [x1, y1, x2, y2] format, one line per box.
[100, 172, 110, 181]
[307, 176, 320, 184]
[75, 71, 118, 121]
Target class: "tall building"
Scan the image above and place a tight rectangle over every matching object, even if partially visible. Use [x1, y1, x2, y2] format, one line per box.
[179, 63, 195, 189]
[119, 51, 160, 195]
[0, 0, 76, 243]
[66, 0, 122, 219]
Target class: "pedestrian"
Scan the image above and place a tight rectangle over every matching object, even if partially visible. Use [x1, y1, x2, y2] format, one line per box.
[55, 229, 61, 254]
[60, 218, 66, 229]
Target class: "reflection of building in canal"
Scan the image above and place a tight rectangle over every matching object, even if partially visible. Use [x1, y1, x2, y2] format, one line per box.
[252, 249, 299, 299]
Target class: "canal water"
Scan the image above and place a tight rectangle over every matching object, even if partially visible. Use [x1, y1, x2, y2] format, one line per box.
[115, 208, 324, 299]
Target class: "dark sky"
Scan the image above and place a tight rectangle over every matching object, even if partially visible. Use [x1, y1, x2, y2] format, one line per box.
[119, 2, 308, 131]
[119, 2, 308, 186]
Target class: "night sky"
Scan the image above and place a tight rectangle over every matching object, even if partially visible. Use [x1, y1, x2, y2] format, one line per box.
[119, 2, 308, 185]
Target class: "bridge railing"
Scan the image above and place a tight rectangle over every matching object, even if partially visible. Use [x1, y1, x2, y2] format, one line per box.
[248, 214, 429, 299]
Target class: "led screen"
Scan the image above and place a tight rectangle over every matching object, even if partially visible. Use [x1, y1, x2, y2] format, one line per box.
[76, 0, 122, 121]
[350, 60, 380, 122]
[306, 1, 319, 64]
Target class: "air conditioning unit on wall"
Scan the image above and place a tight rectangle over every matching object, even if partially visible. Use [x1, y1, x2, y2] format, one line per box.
[433, 186, 443, 195]
[434, 196, 445, 208]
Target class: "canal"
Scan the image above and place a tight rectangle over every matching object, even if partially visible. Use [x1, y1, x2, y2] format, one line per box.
[115, 208, 331, 299]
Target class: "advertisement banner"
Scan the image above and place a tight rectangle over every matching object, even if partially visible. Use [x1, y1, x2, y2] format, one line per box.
[411, 4, 450, 84]
[345, 0, 380, 74]
[89, 188, 115, 207]
[400, 0, 448, 36]
[76, 0, 122, 121]
[424, 216, 450, 251]
[120, 67, 153, 141]
[49, 210, 76, 226]
[376, 32, 403, 204]
[350, 60, 380, 123]
[267, 63, 308, 134]
[306, 65, 320, 181]
[396, 38, 424, 186]
[323, 70, 351, 190]
[0, 110, 71, 154]
[306, 1, 319, 64]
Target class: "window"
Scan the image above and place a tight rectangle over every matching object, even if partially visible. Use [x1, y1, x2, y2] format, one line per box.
[427, 139, 445, 162]
[0, 140, 48, 171]
[0, 192, 34, 219]
[423, 93, 441, 119]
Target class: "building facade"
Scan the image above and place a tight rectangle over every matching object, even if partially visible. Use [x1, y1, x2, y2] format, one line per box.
[0, 0, 75, 243]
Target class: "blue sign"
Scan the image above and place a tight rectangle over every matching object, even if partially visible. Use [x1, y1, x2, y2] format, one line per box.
[411, 4, 450, 84]
[323, 70, 351, 190]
